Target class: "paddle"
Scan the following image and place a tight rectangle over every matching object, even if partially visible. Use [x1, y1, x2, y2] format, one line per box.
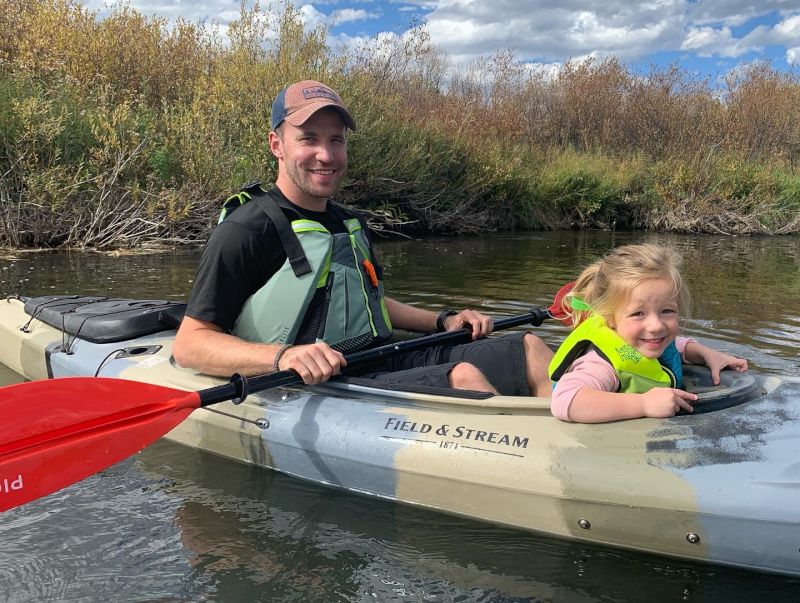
[0, 287, 571, 512]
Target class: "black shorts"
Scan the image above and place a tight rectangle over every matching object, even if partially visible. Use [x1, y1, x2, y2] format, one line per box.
[357, 332, 530, 396]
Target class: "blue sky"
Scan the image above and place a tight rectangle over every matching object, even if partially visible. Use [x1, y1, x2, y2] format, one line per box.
[84, 1, 800, 76]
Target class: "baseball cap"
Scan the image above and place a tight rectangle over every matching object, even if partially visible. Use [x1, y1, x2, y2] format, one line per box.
[270, 80, 356, 132]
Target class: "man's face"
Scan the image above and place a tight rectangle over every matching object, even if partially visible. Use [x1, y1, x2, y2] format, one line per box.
[270, 108, 348, 207]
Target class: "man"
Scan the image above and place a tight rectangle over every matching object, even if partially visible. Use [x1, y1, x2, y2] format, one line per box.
[173, 79, 553, 396]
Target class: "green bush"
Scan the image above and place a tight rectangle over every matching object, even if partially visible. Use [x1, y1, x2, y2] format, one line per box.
[1, 0, 799, 248]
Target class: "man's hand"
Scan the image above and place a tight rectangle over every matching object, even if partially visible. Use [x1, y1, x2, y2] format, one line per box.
[443, 309, 494, 339]
[277, 342, 347, 385]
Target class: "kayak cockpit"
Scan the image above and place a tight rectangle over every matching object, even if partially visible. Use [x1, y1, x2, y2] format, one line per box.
[310, 376, 552, 411]
[310, 366, 764, 414]
[681, 365, 762, 413]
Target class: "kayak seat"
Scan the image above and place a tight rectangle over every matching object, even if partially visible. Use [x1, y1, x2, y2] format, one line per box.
[22, 295, 186, 344]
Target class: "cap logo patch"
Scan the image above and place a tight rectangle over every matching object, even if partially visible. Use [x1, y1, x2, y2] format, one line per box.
[302, 86, 338, 101]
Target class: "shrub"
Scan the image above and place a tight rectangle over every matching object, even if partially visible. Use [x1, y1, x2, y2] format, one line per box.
[2, 0, 800, 248]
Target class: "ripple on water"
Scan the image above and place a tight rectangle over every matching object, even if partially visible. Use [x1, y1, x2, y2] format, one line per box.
[0, 460, 203, 602]
[1, 233, 800, 602]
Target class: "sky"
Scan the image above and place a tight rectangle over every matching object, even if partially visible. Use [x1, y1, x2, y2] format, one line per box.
[83, 1, 800, 76]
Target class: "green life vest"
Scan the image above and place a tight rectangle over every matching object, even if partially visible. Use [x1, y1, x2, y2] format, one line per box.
[224, 186, 392, 353]
[548, 313, 679, 394]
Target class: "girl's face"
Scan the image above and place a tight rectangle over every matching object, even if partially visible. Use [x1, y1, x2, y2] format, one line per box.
[608, 277, 680, 359]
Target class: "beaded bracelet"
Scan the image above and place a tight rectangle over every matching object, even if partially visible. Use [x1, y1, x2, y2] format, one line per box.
[273, 344, 293, 372]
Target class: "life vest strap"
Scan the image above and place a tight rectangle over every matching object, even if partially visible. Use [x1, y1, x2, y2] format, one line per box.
[252, 191, 312, 277]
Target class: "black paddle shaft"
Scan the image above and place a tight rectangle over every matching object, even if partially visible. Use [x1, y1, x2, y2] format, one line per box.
[198, 307, 551, 407]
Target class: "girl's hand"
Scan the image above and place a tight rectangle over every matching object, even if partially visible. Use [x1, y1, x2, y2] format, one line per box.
[640, 388, 697, 418]
[703, 349, 749, 385]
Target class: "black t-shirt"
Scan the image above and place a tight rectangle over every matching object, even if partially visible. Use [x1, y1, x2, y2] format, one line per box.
[185, 187, 378, 331]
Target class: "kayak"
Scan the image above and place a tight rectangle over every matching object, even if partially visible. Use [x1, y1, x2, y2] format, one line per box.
[1, 294, 799, 577]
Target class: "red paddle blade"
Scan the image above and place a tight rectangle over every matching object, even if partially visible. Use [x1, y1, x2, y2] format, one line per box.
[547, 281, 575, 325]
[0, 377, 201, 512]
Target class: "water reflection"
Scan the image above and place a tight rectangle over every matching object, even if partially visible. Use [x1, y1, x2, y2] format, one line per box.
[0, 249, 200, 301]
[1, 437, 796, 602]
[137, 441, 798, 602]
[0, 457, 199, 602]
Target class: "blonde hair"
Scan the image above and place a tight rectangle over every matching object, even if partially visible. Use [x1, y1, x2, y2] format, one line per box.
[564, 243, 691, 326]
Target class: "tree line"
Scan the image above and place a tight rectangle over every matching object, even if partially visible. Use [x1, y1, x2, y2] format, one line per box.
[1, 0, 799, 249]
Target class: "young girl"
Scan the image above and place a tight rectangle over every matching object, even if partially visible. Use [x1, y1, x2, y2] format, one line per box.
[549, 243, 748, 423]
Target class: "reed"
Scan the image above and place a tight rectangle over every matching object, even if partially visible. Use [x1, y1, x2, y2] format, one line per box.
[1, 0, 799, 248]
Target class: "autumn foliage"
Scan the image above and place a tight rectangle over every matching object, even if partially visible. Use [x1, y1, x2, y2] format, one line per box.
[1, 0, 799, 248]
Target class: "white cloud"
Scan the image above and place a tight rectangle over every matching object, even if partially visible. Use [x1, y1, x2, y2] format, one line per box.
[331, 8, 378, 25]
[85, 0, 241, 23]
[681, 26, 747, 57]
[688, 0, 799, 26]
[568, 10, 668, 49]
[299, 4, 328, 29]
[772, 14, 800, 41]
[388, 1, 800, 68]
[297, 4, 379, 29]
[787, 47, 800, 65]
[217, 10, 242, 23]
[680, 12, 800, 60]
[522, 61, 563, 81]
[75, 1, 800, 70]
[417, 1, 687, 65]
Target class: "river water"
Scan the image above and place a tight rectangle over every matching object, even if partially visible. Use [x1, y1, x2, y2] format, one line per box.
[0, 231, 798, 601]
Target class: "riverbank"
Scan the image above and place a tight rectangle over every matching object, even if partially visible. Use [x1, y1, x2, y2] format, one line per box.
[2, 1, 799, 249]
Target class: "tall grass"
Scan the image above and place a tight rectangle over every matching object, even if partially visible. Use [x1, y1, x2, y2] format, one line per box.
[1, 0, 800, 248]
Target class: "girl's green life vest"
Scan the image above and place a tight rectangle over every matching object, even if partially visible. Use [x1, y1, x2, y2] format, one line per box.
[223, 188, 393, 353]
[548, 313, 682, 393]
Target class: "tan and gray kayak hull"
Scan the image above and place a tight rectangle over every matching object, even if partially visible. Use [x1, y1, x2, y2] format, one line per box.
[1, 296, 798, 576]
